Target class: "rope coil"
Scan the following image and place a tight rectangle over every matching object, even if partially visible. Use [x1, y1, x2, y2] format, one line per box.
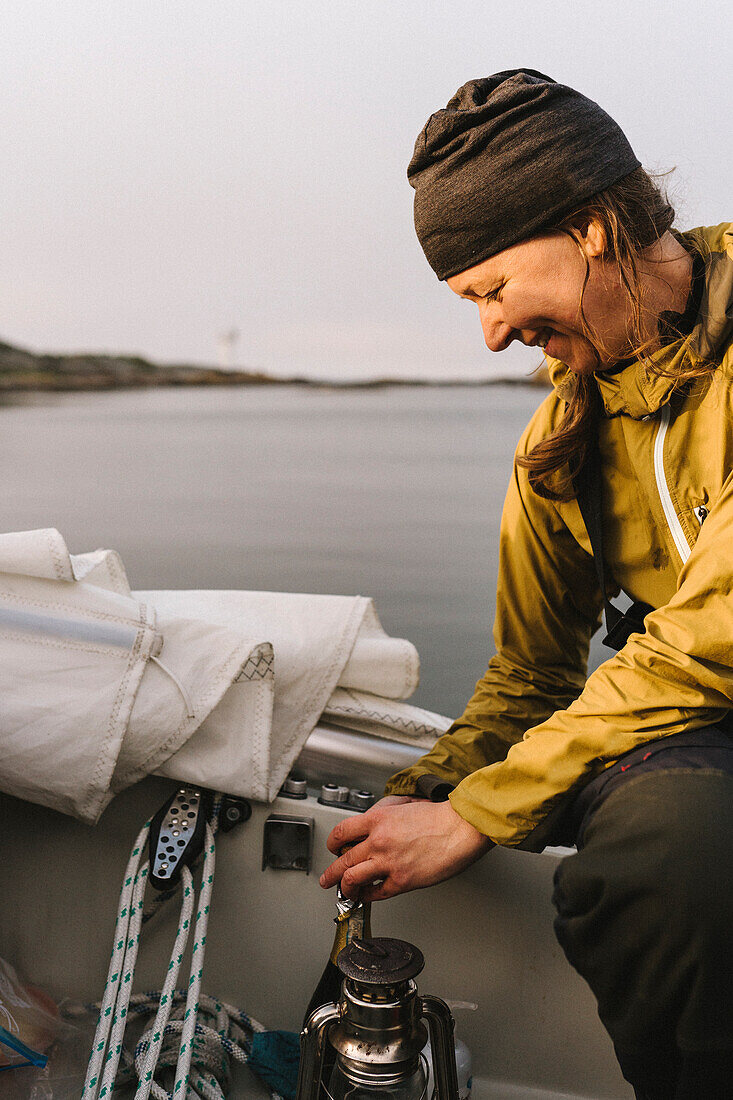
[79, 793, 287, 1100]
[72, 989, 281, 1100]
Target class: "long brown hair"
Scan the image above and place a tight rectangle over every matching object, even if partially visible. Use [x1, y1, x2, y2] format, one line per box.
[516, 166, 696, 501]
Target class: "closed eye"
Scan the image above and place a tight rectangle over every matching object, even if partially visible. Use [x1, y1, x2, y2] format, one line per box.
[483, 282, 505, 303]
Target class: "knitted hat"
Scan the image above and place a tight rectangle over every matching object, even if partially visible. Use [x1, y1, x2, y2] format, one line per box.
[408, 70, 641, 280]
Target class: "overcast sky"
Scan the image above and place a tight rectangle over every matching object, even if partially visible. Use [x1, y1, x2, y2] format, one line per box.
[0, 1, 729, 379]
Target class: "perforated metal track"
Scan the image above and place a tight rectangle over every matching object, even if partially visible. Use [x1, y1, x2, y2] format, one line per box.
[151, 786, 202, 883]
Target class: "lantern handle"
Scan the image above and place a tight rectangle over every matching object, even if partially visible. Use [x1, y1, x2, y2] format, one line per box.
[420, 995, 460, 1100]
[297, 1001, 341, 1100]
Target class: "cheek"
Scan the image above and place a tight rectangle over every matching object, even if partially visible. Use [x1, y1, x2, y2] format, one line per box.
[501, 286, 550, 328]
[498, 287, 526, 324]
[504, 277, 586, 331]
[576, 275, 623, 333]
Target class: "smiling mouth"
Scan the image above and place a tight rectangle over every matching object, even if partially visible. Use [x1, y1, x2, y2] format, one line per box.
[529, 329, 553, 350]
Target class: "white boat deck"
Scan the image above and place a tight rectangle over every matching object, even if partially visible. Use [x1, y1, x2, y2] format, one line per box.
[0, 729, 632, 1098]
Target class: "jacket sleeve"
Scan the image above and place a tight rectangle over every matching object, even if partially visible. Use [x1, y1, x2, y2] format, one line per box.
[449, 464, 733, 850]
[384, 397, 603, 802]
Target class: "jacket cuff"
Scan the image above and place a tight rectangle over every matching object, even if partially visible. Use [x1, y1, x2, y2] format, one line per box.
[383, 773, 422, 797]
[415, 774, 454, 802]
[448, 775, 529, 845]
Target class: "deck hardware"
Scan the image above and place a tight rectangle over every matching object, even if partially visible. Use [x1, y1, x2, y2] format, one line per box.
[219, 795, 252, 833]
[262, 812, 314, 873]
[319, 782, 350, 806]
[318, 782, 375, 812]
[347, 788, 375, 811]
[148, 785, 211, 891]
[280, 771, 309, 799]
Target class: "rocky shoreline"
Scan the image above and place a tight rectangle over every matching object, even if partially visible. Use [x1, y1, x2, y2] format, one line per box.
[0, 340, 550, 391]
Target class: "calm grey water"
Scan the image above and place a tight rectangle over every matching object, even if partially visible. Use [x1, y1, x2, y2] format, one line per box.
[1, 383, 597, 721]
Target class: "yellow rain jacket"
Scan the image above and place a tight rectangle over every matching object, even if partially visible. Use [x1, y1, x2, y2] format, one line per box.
[385, 223, 733, 849]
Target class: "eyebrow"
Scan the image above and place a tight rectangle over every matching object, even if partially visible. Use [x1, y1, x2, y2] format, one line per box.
[454, 282, 481, 298]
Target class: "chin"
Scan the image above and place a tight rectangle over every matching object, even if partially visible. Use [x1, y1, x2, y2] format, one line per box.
[554, 337, 602, 375]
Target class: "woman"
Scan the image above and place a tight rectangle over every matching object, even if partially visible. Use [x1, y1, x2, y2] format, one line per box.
[319, 70, 733, 1098]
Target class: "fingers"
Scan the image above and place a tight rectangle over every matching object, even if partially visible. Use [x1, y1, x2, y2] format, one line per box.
[326, 814, 371, 855]
[325, 796, 416, 853]
[338, 858, 381, 899]
[319, 839, 371, 890]
[358, 878, 403, 903]
[326, 798, 411, 855]
[379, 795, 424, 807]
[321, 800, 444, 903]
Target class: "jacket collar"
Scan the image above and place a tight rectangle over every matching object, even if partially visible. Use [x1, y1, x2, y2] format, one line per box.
[549, 224, 733, 419]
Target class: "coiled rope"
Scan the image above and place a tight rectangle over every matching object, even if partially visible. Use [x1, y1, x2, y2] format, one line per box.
[79, 795, 286, 1100]
[72, 989, 282, 1100]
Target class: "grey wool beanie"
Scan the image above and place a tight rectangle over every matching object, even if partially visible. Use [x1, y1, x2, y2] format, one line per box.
[408, 69, 641, 280]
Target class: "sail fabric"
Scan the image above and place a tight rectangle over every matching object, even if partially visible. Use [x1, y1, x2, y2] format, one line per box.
[135, 589, 422, 802]
[0, 529, 443, 820]
[0, 531, 268, 822]
[322, 688, 451, 748]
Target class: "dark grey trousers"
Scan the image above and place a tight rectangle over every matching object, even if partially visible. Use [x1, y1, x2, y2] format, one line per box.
[552, 726, 733, 1100]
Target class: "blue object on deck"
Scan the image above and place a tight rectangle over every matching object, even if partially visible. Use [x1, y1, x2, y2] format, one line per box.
[249, 1030, 301, 1100]
[0, 1024, 48, 1071]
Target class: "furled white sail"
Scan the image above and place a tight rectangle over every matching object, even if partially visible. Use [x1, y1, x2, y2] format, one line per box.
[0, 529, 446, 822]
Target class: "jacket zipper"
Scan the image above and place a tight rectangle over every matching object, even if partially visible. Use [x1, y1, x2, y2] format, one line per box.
[653, 404, 691, 565]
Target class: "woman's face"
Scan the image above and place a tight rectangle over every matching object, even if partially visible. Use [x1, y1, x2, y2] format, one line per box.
[446, 226, 633, 374]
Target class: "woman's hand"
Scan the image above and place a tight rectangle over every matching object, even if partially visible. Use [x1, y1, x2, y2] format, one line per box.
[319, 797, 494, 902]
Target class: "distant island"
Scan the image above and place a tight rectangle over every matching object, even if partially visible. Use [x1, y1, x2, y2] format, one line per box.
[0, 339, 550, 392]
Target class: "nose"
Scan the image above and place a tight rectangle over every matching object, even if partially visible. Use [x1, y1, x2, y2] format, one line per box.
[477, 300, 514, 353]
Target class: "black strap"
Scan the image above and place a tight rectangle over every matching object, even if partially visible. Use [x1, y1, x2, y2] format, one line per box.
[574, 447, 654, 652]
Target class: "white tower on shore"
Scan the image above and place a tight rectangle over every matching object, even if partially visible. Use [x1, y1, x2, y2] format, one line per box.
[217, 328, 240, 371]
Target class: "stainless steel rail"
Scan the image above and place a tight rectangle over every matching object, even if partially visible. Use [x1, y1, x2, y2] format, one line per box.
[297, 724, 425, 795]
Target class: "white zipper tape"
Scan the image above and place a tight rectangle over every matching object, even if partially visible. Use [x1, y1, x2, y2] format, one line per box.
[653, 404, 691, 565]
[0, 605, 139, 649]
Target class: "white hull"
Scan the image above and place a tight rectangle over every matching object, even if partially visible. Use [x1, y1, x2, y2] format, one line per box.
[0, 726, 631, 1098]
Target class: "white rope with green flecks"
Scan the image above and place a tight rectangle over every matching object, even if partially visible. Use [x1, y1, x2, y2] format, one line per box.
[82, 801, 225, 1099]
[133, 861, 199, 1099]
[70, 989, 280, 1100]
[82, 819, 150, 1098]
